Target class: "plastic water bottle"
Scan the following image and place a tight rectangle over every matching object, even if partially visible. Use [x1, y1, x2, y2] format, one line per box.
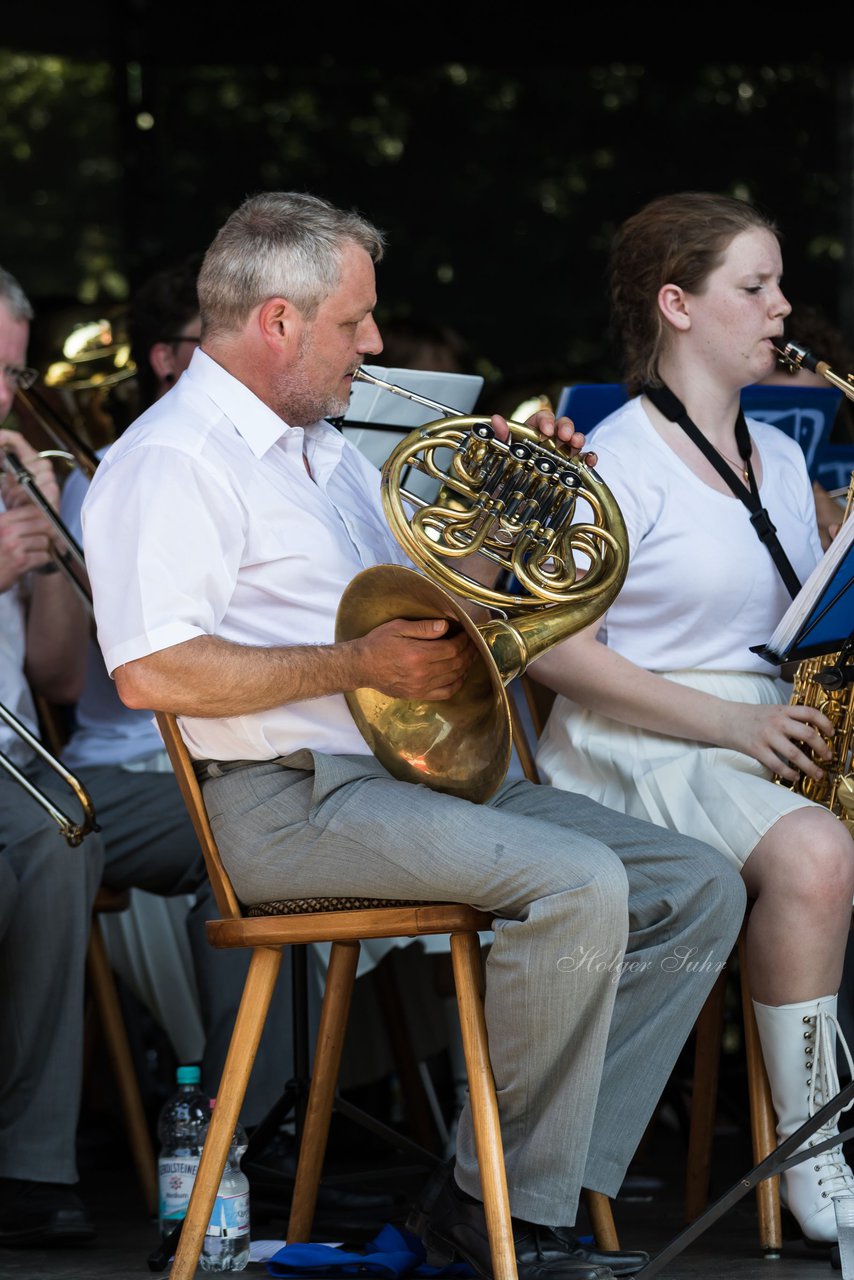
[199, 1102, 250, 1272]
[157, 1065, 210, 1238]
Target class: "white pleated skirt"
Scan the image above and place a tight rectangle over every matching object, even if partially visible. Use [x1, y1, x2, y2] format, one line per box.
[535, 670, 817, 871]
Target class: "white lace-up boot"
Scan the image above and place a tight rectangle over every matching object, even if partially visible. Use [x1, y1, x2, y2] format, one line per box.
[753, 994, 854, 1243]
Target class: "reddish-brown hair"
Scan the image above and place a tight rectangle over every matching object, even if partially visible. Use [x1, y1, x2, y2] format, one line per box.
[611, 192, 778, 395]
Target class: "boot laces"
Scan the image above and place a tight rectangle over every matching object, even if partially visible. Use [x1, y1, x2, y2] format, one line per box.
[804, 1007, 854, 1197]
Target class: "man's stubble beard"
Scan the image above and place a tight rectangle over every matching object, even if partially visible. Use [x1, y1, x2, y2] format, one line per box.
[271, 330, 352, 428]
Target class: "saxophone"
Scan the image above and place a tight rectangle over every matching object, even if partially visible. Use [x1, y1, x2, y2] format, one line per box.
[773, 465, 854, 835]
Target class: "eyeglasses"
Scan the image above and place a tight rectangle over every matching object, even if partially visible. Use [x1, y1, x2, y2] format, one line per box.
[1, 365, 39, 391]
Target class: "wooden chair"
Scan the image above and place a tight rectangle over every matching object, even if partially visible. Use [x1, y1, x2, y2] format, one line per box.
[85, 886, 159, 1216]
[155, 710, 521, 1280]
[516, 675, 781, 1253]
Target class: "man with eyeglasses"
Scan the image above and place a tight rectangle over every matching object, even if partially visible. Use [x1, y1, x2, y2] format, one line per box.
[0, 266, 102, 1246]
[0, 267, 293, 1250]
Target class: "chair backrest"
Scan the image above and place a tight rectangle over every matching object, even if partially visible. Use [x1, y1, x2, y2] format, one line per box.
[815, 444, 854, 495]
[508, 676, 558, 786]
[554, 382, 840, 482]
[155, 711, 242, 921]
[740, 384, 841, 479]
[555, 384, 628, 434]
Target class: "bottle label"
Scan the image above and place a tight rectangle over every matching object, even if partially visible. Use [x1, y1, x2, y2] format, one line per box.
[205, 1191, 250, 1238]
[158, 1156, 201, 1220]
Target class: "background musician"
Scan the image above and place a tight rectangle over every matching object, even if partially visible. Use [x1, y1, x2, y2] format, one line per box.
[82, 190, 745, 1280]
[532, 192, 854, 1244]
[0, 268, 100, 1247]
[56, 259, 292, 1130]
[0, 264, 283, 1252]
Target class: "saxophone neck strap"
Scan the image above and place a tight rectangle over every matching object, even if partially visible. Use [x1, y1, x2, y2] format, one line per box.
[642, 382, 802, 600]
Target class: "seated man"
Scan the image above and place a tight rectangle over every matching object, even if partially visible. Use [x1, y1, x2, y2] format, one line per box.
[83, 193, 746, 1280]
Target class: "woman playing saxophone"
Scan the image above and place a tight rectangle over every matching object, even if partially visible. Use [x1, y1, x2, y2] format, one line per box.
[531, 192, 854, 1244]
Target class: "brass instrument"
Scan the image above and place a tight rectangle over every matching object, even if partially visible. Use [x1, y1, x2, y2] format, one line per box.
[774, 339, 854, 404]
[0, 701, 98, 846]
[15, 385, 100, 479]
[42, 316, 135, 396]
[335, 368, 629, 802]
[1, 448, 93, 615]
[775, 473, 854, 834]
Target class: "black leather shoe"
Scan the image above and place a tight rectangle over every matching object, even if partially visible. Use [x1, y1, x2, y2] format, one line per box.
[549, 1228, 648, 1277]
[408, 1170, 616, 1280]
[0, 1179, 95, 1248]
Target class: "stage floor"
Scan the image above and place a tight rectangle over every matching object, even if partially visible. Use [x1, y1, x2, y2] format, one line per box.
[0, 1128, 844, 1280]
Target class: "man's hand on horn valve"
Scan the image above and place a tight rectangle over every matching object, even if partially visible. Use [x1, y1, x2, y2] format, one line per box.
[490, 410, 597, 467]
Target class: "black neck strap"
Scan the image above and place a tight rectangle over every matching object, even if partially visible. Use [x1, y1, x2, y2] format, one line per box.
[642, 383, 802, 600]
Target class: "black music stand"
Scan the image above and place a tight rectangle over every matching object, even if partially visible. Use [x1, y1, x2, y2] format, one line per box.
[752, 520, 854, 667]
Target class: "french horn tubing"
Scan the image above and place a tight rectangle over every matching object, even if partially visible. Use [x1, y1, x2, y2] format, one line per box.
[335, 368, 629, 803]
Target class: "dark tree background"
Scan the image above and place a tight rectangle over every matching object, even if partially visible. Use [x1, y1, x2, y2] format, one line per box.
[1, 35, 852, 399]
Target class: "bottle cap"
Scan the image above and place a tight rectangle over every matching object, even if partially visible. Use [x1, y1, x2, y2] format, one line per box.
[176, 1065, 202, 1086]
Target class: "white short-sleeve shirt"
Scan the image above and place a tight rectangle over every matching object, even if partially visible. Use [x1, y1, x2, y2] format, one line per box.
[82, 349, 411, 762]
[586, 397, 823, 673]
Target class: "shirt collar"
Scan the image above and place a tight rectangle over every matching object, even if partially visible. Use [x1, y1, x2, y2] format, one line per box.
[185, 347, 301, 459]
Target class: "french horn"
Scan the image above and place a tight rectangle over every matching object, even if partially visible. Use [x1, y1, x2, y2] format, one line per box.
[335, 369, 629, 803]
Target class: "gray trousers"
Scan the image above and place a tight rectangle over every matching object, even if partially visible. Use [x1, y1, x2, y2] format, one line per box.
[203, 750, 746, 1226]
[0, 765, 102, 1184]
[0, 761, 292, 1185]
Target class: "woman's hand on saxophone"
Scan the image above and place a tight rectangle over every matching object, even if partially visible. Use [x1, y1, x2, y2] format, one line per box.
[720, 700, 836, 782]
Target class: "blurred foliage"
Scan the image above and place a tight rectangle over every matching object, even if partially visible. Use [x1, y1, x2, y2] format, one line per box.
[0, 53, 848, 396]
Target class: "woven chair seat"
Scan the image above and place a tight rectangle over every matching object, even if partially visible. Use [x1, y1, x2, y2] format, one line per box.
[245, 895, 433, 918]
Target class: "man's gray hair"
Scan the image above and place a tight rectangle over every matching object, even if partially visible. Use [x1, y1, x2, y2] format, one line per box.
[198, 192, 385, 339]
[0, 268, 33, 322]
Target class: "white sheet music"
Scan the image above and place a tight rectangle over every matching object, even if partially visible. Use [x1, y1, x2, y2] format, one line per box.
[763, 514, 854, 658]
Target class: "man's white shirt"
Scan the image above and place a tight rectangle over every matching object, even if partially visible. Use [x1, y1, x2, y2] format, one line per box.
[82, 349, 411, 762]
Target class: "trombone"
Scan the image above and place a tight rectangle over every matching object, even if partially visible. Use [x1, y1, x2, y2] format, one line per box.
[15, 384, 100, 479]
[1, 442, 94, 617]
[0, 392, 102, 844]
[0, 702, 98, 846]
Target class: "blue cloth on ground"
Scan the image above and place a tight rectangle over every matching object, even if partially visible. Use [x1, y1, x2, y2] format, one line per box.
[267, 1222, 475, 1277]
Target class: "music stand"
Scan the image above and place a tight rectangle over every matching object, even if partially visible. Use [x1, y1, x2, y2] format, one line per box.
[752, 518, 854, 667]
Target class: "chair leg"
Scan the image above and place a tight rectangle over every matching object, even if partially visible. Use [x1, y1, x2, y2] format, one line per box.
[372, 957, 442, 1153]
[86, 914, 158, 1216]
[738, 935, 782, 1254]
[170, 946, 283, 1280]
[450, 931, 517, 1280]
[585, 1190, 619, 1250]
[685, 961, 728, 1222]
[287, 940, 361, 1243]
